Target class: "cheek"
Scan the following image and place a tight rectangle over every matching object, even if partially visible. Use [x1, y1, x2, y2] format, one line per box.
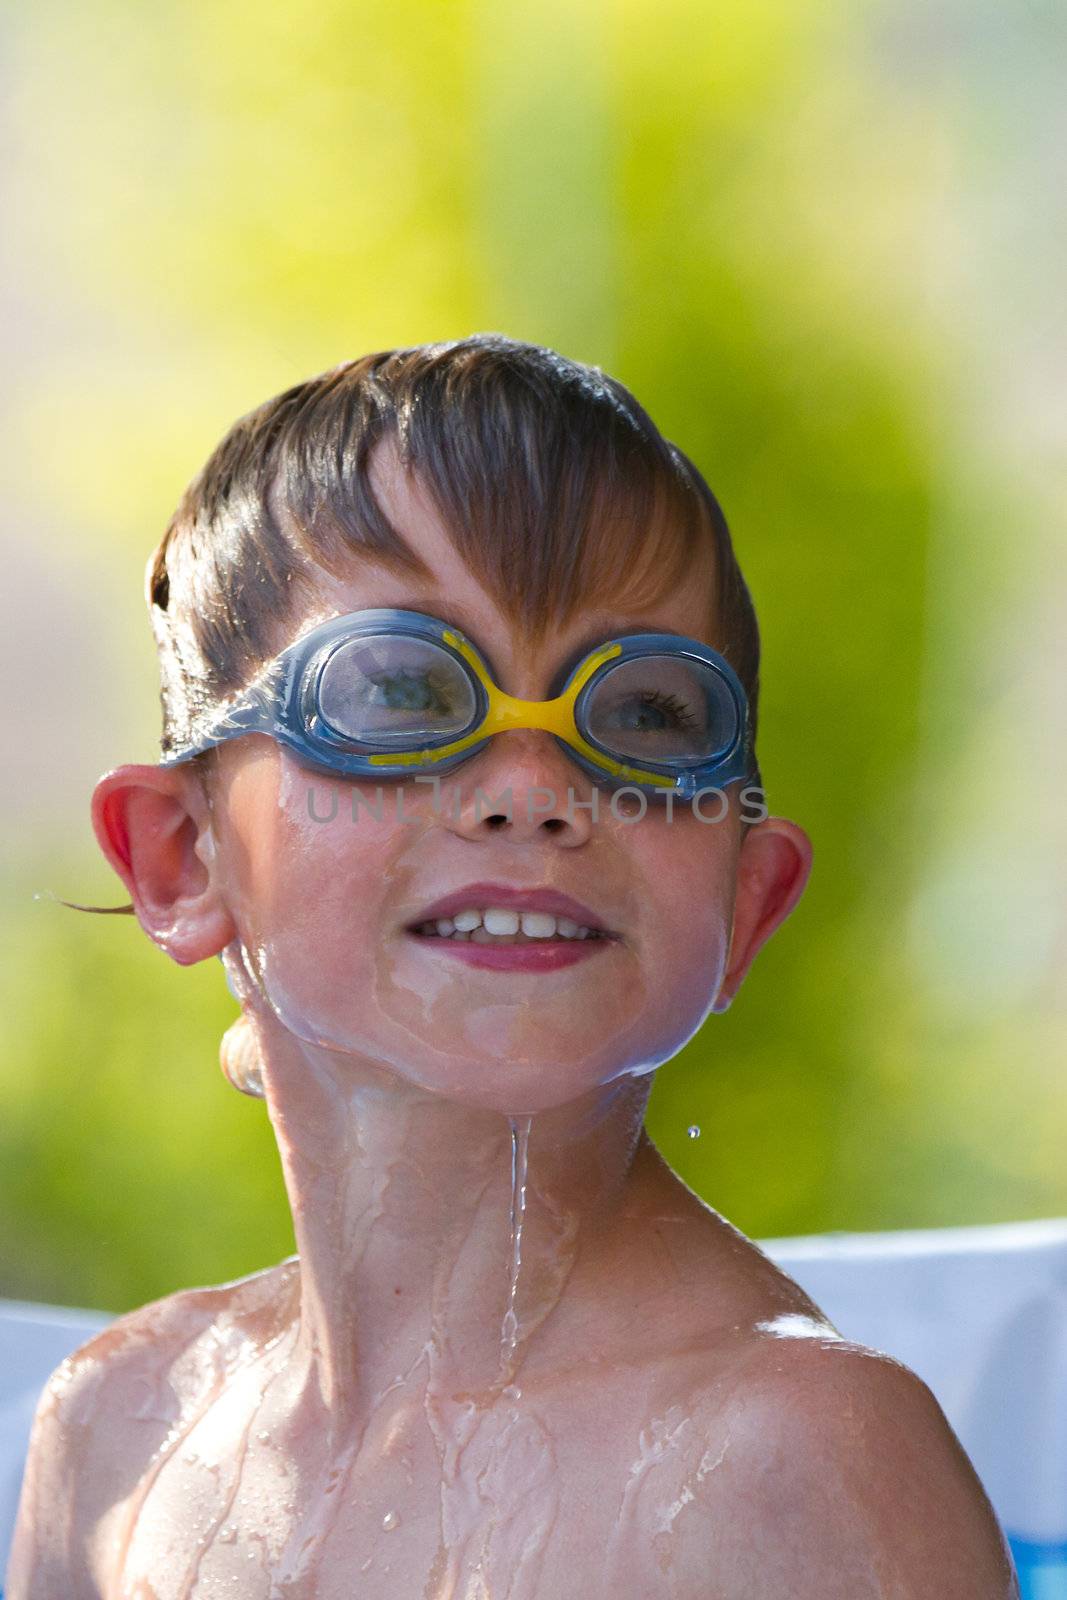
[221, 764, 396, 1047]
[622, 817, 736, 1048]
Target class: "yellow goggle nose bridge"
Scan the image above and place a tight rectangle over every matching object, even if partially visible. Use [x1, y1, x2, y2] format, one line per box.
[366, 630, 676, 789]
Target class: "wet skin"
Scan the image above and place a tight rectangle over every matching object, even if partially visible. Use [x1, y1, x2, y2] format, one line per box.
[8, 441, 1019, 1598]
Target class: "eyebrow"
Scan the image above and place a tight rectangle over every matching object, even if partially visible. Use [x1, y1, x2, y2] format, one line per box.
[569, 619, 687, 652]
[552, 621, 691, 687]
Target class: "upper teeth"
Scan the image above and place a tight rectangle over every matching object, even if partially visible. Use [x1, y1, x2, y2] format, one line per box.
[417, 907, 601, 940]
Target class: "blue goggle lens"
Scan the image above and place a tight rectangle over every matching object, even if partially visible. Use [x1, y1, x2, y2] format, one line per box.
[578, 655, 740, 766]
[315, 634, 479, 746]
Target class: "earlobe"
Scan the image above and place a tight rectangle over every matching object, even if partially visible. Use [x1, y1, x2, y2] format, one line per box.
[712, 817, 813, 1013]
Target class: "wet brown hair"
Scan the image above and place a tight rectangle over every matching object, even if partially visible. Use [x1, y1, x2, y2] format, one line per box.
[75, 333, 762, 915]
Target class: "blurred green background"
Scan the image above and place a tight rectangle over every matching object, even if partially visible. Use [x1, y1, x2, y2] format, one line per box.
[1, 0, 1063, 1315]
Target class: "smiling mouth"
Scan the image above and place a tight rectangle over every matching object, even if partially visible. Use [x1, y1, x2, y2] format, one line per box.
[407, 909, 616, 945]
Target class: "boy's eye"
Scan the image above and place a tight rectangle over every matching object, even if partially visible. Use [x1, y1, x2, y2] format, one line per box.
[316, 636, 477, 743]
[370, 668, 456, 716]
[584, 656, 736, 761]
[603, 689, 700, 734]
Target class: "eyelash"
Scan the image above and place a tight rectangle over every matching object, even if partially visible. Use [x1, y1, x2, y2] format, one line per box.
[632, 690, 698, 728]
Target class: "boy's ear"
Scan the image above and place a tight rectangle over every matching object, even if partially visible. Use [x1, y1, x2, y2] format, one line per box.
[712, 817, 812, 1013]
[90, 764, 237, 966]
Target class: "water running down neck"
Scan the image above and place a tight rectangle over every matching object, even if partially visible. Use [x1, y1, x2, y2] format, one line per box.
[500, 1114, 533, 1381]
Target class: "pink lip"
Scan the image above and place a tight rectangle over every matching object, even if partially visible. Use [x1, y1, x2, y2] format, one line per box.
[406, 881, 613, 934]
[417, 940, 610, 971]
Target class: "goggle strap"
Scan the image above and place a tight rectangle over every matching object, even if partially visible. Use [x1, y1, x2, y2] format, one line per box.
[160, 695, 272, 764]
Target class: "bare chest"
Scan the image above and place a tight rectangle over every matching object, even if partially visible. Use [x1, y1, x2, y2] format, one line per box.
[98, 1361, 732, 1600]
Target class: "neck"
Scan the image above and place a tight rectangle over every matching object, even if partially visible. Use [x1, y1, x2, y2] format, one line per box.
[252, 1016, 658, 1431]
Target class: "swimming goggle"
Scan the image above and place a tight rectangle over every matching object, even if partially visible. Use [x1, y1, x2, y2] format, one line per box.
[160, 608, 755, 800]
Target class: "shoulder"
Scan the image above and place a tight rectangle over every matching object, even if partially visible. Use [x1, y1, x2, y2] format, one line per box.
[676, 1334, 1020, 1600]
[31, 1256, 297, 1432]
[5, 1260, 298, 1598]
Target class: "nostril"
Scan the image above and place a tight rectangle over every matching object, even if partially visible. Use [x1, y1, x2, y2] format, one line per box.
[543, 817, 566, 833]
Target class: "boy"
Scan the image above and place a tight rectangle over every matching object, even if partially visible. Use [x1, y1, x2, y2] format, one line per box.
[7, 336, 1018, 1597]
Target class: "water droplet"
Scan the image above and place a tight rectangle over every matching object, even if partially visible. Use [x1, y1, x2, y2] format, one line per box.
[183, 1450, 199, 1465]
[502, 1384, 522, 1400]
[218, 1525, 237, 1544]
[687, 1124, 701, 1139]
[382, 1510, 399, 1531]
[256, 1429, 270, 1443]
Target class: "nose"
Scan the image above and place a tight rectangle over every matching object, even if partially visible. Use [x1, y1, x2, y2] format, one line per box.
[440, 728, 597, 845]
